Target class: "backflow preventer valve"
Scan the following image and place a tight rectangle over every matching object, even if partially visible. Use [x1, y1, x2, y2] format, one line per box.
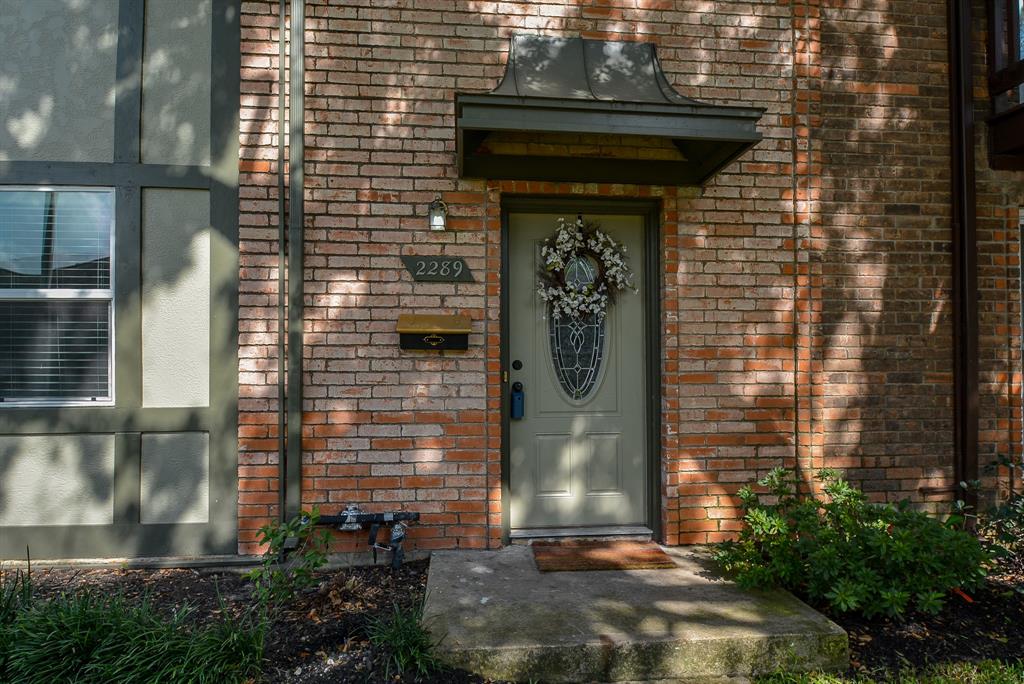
[317, 504, 420, 569]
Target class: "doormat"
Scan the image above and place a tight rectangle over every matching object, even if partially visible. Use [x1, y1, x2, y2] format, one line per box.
[531, 540, 677, 572]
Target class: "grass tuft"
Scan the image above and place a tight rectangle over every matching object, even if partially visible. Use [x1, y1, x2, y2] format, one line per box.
[0, 587, 265, 684]
[0, 565, 32, 677]
[366, 600, 440, 678]
[757, 659, 1024, 684]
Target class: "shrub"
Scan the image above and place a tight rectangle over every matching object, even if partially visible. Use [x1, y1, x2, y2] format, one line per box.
[1, 590, 265, 684]
[366, 601, 440, 678]
[246, 507, 331, 609]
[715, 468, 990, 619]
[979, 492, 1024, 575]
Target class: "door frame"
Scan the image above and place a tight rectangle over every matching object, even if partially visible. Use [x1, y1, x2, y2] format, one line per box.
[500, 196, 663, 544]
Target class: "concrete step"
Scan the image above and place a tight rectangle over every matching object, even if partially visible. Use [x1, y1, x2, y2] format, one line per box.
[423, 546, 847, 683]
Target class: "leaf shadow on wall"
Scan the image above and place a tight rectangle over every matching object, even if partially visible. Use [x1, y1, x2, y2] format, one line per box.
[0, 0, 242, 559]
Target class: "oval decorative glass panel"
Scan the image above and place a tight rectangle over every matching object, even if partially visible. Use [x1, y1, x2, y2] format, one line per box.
[548, 256, 606, 401]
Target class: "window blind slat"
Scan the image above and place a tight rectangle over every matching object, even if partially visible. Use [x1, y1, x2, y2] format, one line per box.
[0, 300, 111, 401]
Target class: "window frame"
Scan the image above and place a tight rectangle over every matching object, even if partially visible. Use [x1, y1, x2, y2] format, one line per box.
[0, 185, 116, 407]
[989, 0, 1023, 86]
[987, 1, 1024, 168]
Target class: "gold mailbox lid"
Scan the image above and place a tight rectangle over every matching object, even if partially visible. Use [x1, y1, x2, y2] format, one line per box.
[396, 314, 472, 335]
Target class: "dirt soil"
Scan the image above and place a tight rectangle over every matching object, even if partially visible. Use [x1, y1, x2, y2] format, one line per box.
[829, 569, 1024, 679]
[26, 558, 1024, 682]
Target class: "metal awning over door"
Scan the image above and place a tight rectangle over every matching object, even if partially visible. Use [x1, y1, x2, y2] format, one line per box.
[456, 34, 765, 186]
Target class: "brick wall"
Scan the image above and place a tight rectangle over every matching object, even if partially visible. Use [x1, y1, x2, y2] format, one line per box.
[806, 1, 957, 510]
[235, 0, 1024, 555]
[661, 1, 797, 544]
[974, 0, 1024, 504]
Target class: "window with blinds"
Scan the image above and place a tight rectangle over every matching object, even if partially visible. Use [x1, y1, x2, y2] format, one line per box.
[0, 188, 114, 404]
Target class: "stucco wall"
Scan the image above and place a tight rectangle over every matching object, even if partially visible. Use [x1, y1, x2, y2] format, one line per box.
[142, 0, 213, 166]
[0, 0, 118, 162]
[0, 434, 115, 527]
[0, 0, 237, 560]
[140, 432, 210, 524]
[142, 188, 212, 408]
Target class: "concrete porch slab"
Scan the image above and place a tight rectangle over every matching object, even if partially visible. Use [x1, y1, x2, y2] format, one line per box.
[423, 545, 847, 683]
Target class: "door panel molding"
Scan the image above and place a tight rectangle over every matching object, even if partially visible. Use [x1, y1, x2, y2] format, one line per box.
[500, 197, 662, 543]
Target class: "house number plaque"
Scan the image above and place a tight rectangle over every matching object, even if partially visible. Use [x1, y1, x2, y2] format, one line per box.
[400, 256, 475, 283]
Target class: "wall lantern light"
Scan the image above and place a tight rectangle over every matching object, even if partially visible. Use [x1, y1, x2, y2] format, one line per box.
[428, 196, 448, 231]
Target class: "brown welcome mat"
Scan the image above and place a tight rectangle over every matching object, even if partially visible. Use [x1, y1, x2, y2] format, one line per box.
[531, 540, 678, 572]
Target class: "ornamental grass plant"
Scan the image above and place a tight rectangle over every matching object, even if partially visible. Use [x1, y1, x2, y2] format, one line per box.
[366, 600, 441, 679]
[0, 567, 265, 684]
[715, 468, 991, 619]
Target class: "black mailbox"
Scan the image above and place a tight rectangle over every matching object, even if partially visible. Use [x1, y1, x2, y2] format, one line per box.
[396, 314, 471, 351]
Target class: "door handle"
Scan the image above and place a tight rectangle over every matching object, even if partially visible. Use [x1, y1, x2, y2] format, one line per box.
[510, 381, 525, 420]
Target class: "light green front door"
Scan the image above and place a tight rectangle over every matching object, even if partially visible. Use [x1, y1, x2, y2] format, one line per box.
[509, 212, 647, 531]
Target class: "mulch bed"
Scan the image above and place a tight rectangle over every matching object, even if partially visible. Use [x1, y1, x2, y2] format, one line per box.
[826, 567, 1024, 679]
[28, 560, 489, 684]
[23, 555, 1024, 682]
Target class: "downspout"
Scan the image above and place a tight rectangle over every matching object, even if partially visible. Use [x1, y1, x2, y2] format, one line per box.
[947, 0, 979, 513]
[277, 0, 287, 522]
[286, 0, 305, 521]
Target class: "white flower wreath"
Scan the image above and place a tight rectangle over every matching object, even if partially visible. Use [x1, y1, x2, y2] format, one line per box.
[537, 216, 636, 321]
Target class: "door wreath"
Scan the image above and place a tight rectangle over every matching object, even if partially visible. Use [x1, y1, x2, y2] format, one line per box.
[537, 215, 636, 320]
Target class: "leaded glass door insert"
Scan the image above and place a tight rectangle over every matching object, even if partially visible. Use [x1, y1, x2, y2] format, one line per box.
[508, 211, 647, 531]
[548, 255, 607, 401]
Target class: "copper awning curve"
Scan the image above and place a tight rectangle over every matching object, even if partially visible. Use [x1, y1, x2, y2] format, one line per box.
[455, 34, 765, 186]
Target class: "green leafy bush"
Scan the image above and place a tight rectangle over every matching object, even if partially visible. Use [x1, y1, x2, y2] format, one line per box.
[715, 468, 990, 619]
[367, 601, 440, 678]
[979, 492, 1024, 574]
[0, 590, 265, 684]
[246, 507, 331, 609]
